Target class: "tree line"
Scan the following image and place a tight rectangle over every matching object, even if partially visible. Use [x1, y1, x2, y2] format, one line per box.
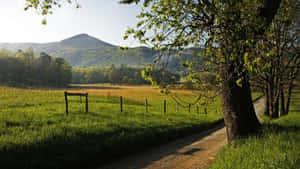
[0, 49, 72, 87]
[250, 0, 300, 119]
[72, 65, 180, 85]
[0, 48, 180, 87]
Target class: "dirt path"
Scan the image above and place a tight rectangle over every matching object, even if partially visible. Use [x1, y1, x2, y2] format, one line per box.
[253, 97, 266, 123]
[98, 98, 265, 169]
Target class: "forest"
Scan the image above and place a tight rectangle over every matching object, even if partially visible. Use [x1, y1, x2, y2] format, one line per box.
[0, 49, 71, 87]
[72, 65, 180, 85]
[0, 48, 180, 87]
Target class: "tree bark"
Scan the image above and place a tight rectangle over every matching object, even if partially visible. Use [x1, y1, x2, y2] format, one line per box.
[267, 81, 274, 117]
[221, 70, 261, 143]
[285, 79, 294, 115]
[266, 75, 280, 118]
[280, 85, 286, 116]
[268, 92, 279, 118]
[264, 87, 270, 116]
[271, 95, 279, 118]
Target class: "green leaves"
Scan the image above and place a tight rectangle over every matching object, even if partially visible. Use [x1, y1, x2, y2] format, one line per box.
[24, 0, 80, 24]
[236, 78, 243, 87]
[121, 0, 290, 95]
[41, 19, 47, 25]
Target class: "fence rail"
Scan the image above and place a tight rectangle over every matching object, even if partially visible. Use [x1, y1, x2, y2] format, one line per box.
[64, 91, 88, 116]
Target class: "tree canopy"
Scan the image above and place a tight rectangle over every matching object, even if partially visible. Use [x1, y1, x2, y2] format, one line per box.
[24, 0, 80, 24]
[0, 49, 72, 87]
[120, 0, 284, 142]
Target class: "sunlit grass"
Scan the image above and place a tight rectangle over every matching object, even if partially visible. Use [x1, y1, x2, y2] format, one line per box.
[0, 86, 223, 169]
[208, 90, 300, 169]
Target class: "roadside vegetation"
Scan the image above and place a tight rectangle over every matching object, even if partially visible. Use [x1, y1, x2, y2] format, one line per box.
[208, 90, 300, 169]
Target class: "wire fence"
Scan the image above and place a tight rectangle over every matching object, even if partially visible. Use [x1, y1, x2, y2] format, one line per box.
[64, 91, 223, 116]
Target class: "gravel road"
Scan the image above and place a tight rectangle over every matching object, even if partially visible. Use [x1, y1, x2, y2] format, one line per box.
[98, 97, 265, 169]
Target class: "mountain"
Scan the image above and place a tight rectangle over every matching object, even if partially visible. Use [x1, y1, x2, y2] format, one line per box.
[0, 34, 198, 69]
[0, 34, 159, 67]
[60, 34, 114, 48]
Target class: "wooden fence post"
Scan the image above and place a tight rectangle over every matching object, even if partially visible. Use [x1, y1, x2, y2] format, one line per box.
[120, 96, 123, 112]
[204, 108, 207, 115]
[176, 102, 178, 113]
[188, 104, 191, 113]
[197, 106, 199, 114]
[86, 93, 88, 113]
[64, 92, 88, 115]
[145, 98, 148, 113]
[64, 92, 68, 116]
[164, 100, 166, 113]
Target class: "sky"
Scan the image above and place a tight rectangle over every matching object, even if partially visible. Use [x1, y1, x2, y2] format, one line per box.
[0, 0, 143, 47]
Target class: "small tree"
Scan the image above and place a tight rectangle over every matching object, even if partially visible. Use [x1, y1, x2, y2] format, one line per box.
[251, 0, 300, 118]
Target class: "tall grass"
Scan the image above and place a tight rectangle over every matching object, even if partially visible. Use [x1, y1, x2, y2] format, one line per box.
[208, 90, 300, 169]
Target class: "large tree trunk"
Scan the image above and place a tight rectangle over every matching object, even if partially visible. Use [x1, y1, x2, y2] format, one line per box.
[221, 71, 261, 143]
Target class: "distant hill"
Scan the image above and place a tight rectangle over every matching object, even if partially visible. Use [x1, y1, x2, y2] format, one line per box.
[60, 33, 114, 48]
[0, 34, 199, 69]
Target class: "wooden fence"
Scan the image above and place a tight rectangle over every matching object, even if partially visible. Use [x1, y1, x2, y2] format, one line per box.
[64, 91, 88, 116]
[63, 92, 217, 116]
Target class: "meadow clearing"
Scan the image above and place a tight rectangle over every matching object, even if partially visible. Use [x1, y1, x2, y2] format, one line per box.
[0, 85, 261, 169]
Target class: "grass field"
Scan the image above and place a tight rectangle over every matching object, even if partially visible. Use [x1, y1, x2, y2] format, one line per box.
[0, 85, 225, 169]
[208, 90, 300, 169]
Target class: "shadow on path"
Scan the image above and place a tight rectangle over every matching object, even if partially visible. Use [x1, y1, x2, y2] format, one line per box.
[98, 97, 265, 169]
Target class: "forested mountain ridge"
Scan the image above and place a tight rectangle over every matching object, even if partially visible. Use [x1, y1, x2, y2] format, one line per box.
[0, 34, 201, 69]
[0, 34, 158, 67]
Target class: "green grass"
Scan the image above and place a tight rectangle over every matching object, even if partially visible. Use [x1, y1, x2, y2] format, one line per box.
[0, 86, 224, 169]
[251, 92, 263, 101]
[208, 90, 300, 169]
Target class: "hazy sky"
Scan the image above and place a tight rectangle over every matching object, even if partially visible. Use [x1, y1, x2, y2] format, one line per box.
[0, 0, 142, 47]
